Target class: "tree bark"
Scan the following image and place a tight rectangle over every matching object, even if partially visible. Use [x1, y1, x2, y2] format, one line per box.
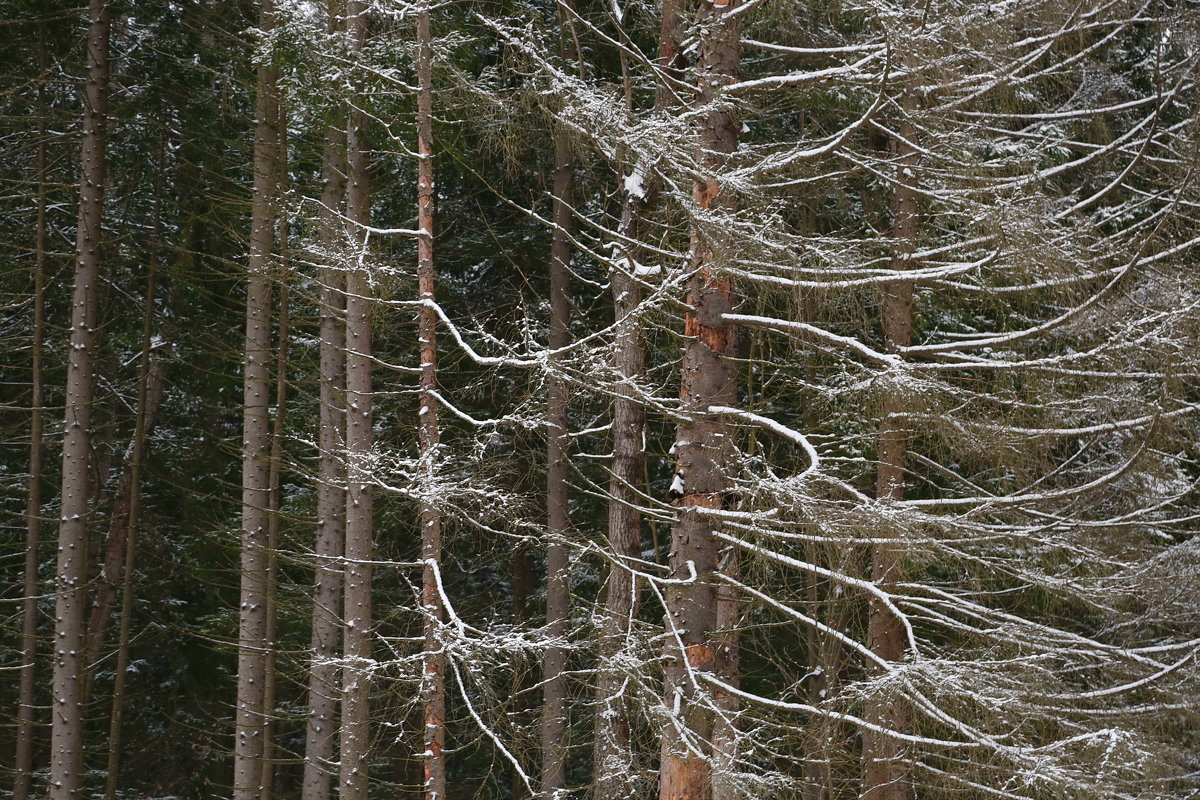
[540, 3, 576, 795]
[594, 45, 652, 796]
[511, 545, 534, 800]
[14, 51, 49, 799]
[261, 211, 291, 800]
[340, 4, 374, 799]
[302, 6, 347, 796]
[656, 0, 689, 113]
[234, 1, 280, 796]
[415, 7, 447, 800]
[660, 2, 742, 799]
[861, 81, 919, 800]
[594, 240, 646, 800]
[48, 1, 111, 796]
[711, 546, 740, 800]
[102, 257, 161, 800]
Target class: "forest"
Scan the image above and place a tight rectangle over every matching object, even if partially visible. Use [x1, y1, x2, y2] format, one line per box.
[2, 0, 1200, 798]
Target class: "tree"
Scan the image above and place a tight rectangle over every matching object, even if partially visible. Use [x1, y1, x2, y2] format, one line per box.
[540, 2, 578, 797]
[659, 2, 743, 799]
[415, 3, 447, 799]
[101, 256, 164, 800]
[12, 26, 49, 797]
[339, 4, 375, 799]
[47, 1, 111, 795]
[593, 12, 653, 796]
[301, 8, 348, 798]
[233, 1, 280, 795]
[861, 6, 922, 798]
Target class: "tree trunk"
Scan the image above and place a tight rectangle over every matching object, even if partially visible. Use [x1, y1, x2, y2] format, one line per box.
[802, 565, 831, 800]
[660, 2, 742, 799]
[594, 247, 646, 800]
[14, 53, 49, 800]
[656, 0, 688, 113]
[594, 47, 652, 796]
[82, 357, 167, 694]
[340, 4, 374, 798]
[234, 1, 280, 795]
[711, 547, 740, 800]
[540, 4, 576, 795]
[511, 544, 533, 800]
[302, 5, 347, 796]
[48, 1, 111, 796]
[415, 7, 447, 800]
[261, 221, 291, 800]
[861, 82, 919, 800]
[102, 257, 161, 800]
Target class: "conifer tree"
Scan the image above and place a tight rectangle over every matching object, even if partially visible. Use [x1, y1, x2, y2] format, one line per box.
[48, 1, 111, 795]
[233, 2, 280, 795]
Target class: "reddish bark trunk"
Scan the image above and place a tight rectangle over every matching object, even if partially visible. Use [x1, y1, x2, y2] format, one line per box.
[261, 240, 291, 800]
[660, 3, 742, 799]
[414, 6, 447, 800]
[861, 78, 920, 800]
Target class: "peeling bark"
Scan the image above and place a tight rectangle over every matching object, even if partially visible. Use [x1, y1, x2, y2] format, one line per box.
[661, 3, 743, 799]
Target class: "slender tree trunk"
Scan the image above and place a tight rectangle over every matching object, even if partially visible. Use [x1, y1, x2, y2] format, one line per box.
[711, 547, 740, 800]
[540, 4, 576, 795]
[594, 238, 646, 799]
[861, 82, 919, 800]
[48, 2, 111, 796]
[102, 258, 161, 800]
[414, 7, 447, 800]
[340, 4, 374, 798]
[511, 544, 534, 800]
[791, 211, 834, 800]
[802, 564, 830, 800]
[660, 2, 742, 799]
[14, 55, 50, 800]
[260, 92, 293, 800]
[82, 355, 167, 696]
[302, 6, 347, 796]
[234, 1, 280, 795]
[261, 247, 291, 800]
[594, 46, 652, 796]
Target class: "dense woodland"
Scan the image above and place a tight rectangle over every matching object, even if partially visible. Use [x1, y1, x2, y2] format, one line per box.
[3, 0, 1200, 798]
